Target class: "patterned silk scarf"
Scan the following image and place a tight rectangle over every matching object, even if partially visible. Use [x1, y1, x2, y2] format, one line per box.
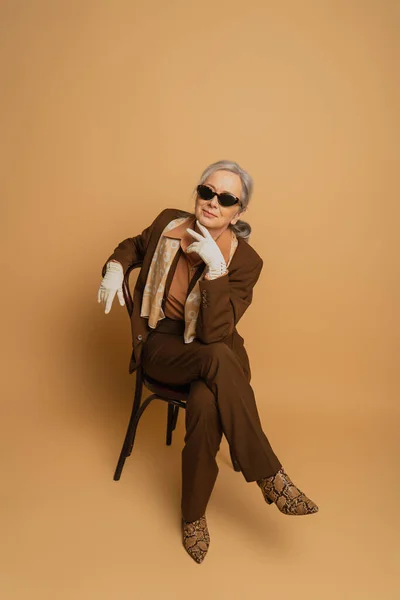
[140, 216, 238, 343]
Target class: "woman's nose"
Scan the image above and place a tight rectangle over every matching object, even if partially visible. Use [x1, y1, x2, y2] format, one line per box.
[209, 195, 219, 209]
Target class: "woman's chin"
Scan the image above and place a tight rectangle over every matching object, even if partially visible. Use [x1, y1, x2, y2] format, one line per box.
[197, 214, 208, 226]
[196, 213, 207, 226]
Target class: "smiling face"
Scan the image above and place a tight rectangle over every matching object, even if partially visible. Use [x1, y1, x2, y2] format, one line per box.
[194, 169, 246, 239]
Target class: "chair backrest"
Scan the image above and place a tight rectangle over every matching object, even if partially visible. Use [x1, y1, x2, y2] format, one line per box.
[122, 264, 139, 318]
[122, 264, 189, 399]
[122, 265, 148, 384]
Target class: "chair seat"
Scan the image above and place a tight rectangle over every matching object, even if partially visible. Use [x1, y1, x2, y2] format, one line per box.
[143, 374, 191, 401]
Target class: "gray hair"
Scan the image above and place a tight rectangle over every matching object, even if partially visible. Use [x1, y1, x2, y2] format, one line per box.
[193, 159, 253, 240]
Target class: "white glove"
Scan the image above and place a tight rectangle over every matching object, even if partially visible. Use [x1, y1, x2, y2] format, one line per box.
[186, 221, 228, 280]
[97, 260, 125, 314]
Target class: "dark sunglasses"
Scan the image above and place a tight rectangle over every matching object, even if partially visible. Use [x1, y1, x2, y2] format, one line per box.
[196, 184, 241, 207]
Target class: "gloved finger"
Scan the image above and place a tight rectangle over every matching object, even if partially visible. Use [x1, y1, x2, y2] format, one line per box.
[196, 221, 212, 238]
[117, 288, 125, 306]
[105, 289, 116, 314]
[186, 228, 204, 241]
[186, 242, 200, 254]
[98, 286, 105, 304]
[100, 287, 107, 305]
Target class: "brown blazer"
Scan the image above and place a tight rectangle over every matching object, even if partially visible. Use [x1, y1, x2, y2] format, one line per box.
[101, 208, 264, 378]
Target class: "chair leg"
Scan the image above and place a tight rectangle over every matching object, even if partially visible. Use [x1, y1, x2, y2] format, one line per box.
[127, 367, 144, 457]
[166, 402, 174, 445]
[229, 446, 241, 472]
[114, 393, 160, 480]
[171, 405, 179, 431]
[114, 371, 143, 481]
[114, 448, 127, 481]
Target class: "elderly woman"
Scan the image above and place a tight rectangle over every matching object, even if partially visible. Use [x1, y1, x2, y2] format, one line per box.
[98, 160, 318, 564]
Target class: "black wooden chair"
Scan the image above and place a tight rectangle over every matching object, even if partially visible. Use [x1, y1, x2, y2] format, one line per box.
[113, 264, 241, 481]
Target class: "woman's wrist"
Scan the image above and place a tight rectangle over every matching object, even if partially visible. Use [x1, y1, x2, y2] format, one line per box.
[205, 262, 228, 280]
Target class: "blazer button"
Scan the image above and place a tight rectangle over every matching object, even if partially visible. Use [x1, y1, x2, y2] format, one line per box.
[137, 334, 143, 341]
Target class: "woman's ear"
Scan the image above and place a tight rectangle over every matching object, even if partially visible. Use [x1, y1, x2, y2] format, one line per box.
[231, 207, 247, 225]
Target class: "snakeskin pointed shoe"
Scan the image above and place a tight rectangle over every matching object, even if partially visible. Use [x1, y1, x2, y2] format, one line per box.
[257, 467, 319, 515]
[181, 514, 210, 563]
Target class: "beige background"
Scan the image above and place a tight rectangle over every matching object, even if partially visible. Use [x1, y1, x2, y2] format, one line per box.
[1, 1, 399, 598]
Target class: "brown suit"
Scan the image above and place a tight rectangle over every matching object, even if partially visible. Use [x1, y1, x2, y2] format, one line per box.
[102, 208, 282, 521]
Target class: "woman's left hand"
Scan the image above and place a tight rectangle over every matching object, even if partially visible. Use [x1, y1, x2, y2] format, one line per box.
[186, 221, 227, 279]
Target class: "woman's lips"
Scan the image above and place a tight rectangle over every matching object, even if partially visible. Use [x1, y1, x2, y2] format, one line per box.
[202, 209, 217, 218]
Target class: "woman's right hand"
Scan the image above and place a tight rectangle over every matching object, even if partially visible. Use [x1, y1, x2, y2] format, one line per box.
[97, 260, 125, 314]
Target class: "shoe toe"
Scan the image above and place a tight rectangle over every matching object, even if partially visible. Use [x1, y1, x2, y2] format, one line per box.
[293, 496, 319, 515]
[182, 516, 210, 563]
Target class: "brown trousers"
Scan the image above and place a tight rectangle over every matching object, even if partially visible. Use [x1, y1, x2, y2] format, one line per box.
[141, 318, 282, 522]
